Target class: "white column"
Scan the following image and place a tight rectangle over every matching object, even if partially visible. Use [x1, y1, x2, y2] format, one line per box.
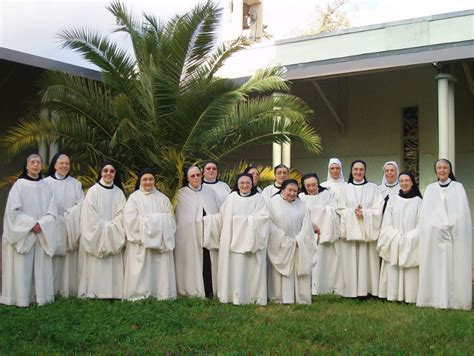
[282, 140, 291, 168]
[272, 142, 281, 168]
[435, 74, 456, 169]
[448, 81, 455, 170]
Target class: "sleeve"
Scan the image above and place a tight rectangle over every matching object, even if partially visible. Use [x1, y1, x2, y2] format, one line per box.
[267, 221, 297, 277]
[294, 209, 318, 276]
[314, 194, 340, 244]
[80, 188, 126, 258]
[203, 211, 222, 250]
[36, 187, 59, 257]
[3, 183, 38, 254]
[123, 194, 176, 252]
[336, 191, 362, 241]
[360, 188, 384, 241]
[398, 227, 419, 268]
[377, 201, 401, 265]
[229, 197, 270, 254]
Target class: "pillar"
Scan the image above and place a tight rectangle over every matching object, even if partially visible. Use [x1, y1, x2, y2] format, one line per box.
[435, 73, 456, 171]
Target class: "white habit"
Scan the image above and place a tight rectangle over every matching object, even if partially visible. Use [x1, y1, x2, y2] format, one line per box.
[417, 181, 472, 310]
[78, 183, 126, 299]
[203, 180, 231, 207]
[267, 195, 318, 304]
[1, 178, 58, 307]
[174, 184, 220, 298]
[261, 184, 280, 206]
[44, 175, 84, 297]
[300, 190, 343, 295]
[337, 182, 384, 297]
[377, 195, 421, 303]
[211, 192, 270, 305]
[123, 188, 177, 301]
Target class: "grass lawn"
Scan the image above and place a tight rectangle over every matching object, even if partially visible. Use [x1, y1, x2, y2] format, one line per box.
[0, 295, 472, 354]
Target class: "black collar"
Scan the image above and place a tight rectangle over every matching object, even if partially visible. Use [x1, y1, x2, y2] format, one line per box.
[351, 180, 367, 186]
[50, 173, 69, 180]
[23, 175, 42, 182]
[98, 181, 114, 190]
[203, 179, 218, 185]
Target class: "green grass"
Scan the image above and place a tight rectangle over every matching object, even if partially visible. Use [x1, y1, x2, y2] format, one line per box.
[0, 295, 472, 354]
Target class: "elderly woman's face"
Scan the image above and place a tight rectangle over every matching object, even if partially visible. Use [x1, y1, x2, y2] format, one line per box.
[303, 177, 319, 196]
[203, 163, 218, 181]
[435, 161, 450, 181]
[27, 156, 42, 177]
[187, 167, 202, 189]
[248, 168, 260, 186]
[275, 167, 289, 185]
[238, 176, 252, 194]
[101, 164, 116, 184]
[140, 173, 155, 192]
[281, 183, 298, 202]
[54, 155, 70, 177]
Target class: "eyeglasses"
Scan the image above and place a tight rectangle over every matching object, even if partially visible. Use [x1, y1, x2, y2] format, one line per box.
[102, 169, 116, 173]
[189, 173, 201, 178]
[205, 166, 217, 171]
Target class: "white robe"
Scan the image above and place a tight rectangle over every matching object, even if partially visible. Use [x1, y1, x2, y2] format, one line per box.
[267, 195, 318, 304]
[78, 183, 126, 299]
[378, 183, 400, 201]
[1, 178, 58, 307]
[377, 195, 421, 303]
[300, 191, 344, 295]
[337, 182, 384, 297]
[123, 189, 177, 301]
[44, 176, 84, 297]
[261, 184, 280, 206]
[417, 181, 472, 310]
[203, 180, 231, 207]
[174, 185, 220, 298]
[210, 192, 270, 305]
[321, 181, 346, 201]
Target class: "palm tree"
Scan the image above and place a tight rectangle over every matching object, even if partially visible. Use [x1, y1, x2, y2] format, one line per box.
[1, 0, 320, 198]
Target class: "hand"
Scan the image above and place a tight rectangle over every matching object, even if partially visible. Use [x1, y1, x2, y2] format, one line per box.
[312, 224, 321, 235]
[31, 223, 42, 234]
[355, 207, 363, 220]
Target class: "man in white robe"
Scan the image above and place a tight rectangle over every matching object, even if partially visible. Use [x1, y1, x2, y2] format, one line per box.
[79, 161, 126, 299]
[337, 160, 384, 298]
[174, 166, 221, 298]
[417, 159, 472, 310]
[267, 179, 318, 304]
[1, 154, 58, 307]
[377, 172, 421, 303]
[208, 174, 270, 305]
[299, 173, 343, 295]
[202, 161, 231, 206]
[44, 153, 84, 297]
[123, 168, 176, 301]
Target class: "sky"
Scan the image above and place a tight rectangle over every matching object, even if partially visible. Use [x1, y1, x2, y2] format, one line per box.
[1, 0, 473, 69]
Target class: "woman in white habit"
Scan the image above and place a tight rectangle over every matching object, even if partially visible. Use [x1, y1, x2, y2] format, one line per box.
[174, 165, 220, 298]
[299, 173, 343, 295]
[267, 179, 318, 304]
[44, 153, 84, 297]
[417, 159, 472, 310]
[123, 168, 177, 301]
[378, 161, 400, 214]
[209, 173, 270, 305]
[78, 161, 126, 299]
[320, 158, 346, 198]
[1, 154, 58, 306]
[337, 160, 384, 298]
[377, 171, 422, 303]
[202, 160, 231, 207]
[261, 164, 289, 205]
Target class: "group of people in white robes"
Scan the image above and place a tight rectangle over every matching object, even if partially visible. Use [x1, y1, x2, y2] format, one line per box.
[1, 153, 471, 311]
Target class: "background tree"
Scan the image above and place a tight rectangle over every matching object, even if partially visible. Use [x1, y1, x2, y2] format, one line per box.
[1, 0, 320, 198]
[295, 0, 350, 36]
